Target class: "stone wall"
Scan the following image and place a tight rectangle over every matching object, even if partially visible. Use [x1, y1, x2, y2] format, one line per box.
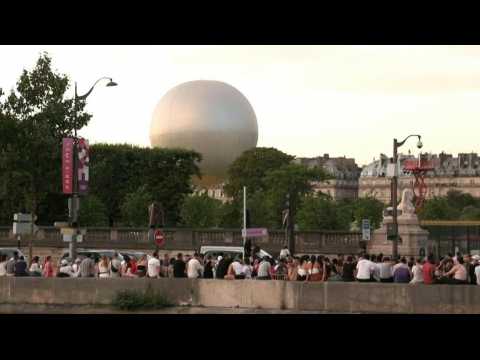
[0, 278, 479, 314]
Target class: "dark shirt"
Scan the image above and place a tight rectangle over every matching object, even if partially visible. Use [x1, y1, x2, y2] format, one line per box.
[394, 266, 411, 283]
[203, 261, 214, 279]
[173, 259, 186, 278]
[342, 262, 355, 281]
[14, 260, 28, 276]
[216, 259, 231, 279]
[467, 263, 476, 284]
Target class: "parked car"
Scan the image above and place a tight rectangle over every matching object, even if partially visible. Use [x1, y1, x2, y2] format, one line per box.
[61, 249, 124, 262]
[199, 246, 272, 261]
[0, 247, 28, 263]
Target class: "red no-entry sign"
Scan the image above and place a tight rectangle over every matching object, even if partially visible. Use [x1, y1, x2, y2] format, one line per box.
[154, 229, 165, 247]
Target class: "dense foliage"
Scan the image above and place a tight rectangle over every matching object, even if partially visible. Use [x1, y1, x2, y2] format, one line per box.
[0, 53, 202, 227]
[418, 190, 480, 221]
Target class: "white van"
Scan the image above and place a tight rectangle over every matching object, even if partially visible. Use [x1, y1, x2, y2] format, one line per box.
[199, 246, 272, 260]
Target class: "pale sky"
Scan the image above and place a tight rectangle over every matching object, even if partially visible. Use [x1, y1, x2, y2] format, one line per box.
[1, 45, 480, 166]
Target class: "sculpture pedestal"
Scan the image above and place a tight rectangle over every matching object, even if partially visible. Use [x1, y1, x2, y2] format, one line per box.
[367, 215, 432, 258]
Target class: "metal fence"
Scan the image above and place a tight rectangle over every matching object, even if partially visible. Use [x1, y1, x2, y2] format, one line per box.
[420, 221, 480, 256]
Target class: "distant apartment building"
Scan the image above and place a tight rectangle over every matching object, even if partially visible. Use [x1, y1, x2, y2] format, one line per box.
[293, 154, 362, 200]
[359, 152, 480, 204]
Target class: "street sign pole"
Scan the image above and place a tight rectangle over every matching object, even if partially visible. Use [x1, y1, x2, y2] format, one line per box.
[243, 186, 247, 248]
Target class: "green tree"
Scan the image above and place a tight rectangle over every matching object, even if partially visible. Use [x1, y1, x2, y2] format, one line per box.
[417, 197, 460, 221]
[0, 53, 91, 225]
[263, 164, 329, 228]
[446, 190, 478, 211]
[459, 205, 480, 221]
[78, 195, 109, 227]
[297, 195, 351, 231]
[224, 147, 294, 199]
[219, 200, 242, 228]
[120, 185, 153, 227]
[89, 144, 201, 226]
[352, 197, 384, 230]
[180, 193, 223, 228]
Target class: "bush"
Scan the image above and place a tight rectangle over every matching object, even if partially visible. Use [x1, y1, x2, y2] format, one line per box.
[111, 288, 172, 311]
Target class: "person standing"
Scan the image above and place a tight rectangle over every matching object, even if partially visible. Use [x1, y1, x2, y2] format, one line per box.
[474, 255, 480, 285]
[147, 251, 161, 279]
[173, 253, 186, 278]
[79, 254, 96, 278]
[98, 256, 111, 279]
[279, 246, 290, 259]
[410, 258, 424, 284]
[161, 254, 170, 277]
[203, 256, 214, 279]
[29, 256, 42, 277]
[42, 256, 55, 278]
[187, 253, 203, 279]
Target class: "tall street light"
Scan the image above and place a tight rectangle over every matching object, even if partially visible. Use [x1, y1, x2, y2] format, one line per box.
[69, 77, 117, 261]
[391, 134, 423, 260]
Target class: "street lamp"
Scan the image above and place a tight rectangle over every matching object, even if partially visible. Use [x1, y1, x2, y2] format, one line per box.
[391, 134, 422, 260]
[69, 77, 117, 261]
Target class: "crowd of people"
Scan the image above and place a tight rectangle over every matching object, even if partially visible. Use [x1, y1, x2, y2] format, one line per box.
[1, 248, 480, 285]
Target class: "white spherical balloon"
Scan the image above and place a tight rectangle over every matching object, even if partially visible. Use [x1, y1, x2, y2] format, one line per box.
[150, 80, 258, 185]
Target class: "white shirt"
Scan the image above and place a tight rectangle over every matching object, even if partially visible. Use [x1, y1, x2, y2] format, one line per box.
[29, 263, 41, 273]
[356, 259, 376, 280]
[187, 258, 203, 278]
[0, 261, 7, 276]
[279, 249, 290, 258]
[242, 265, 252, 278]
[410, 264, 424, 284]
[258, 261, 271, 277]
[147, 257, 161, 278]
[59, 265, 74, 277]
[231, 261, 243, 275]
[475, 266, 480, 285]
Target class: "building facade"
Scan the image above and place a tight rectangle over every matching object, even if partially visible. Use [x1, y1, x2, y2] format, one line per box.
[359, 152, 480, 204]
[294, 154, 362, 200]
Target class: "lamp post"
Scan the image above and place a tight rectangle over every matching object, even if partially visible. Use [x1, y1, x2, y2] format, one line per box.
[391, 134, 422, 260]
[69, 77, 117, 261]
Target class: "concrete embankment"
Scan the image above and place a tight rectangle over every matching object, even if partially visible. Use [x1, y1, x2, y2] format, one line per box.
[0, 278, 479, 314]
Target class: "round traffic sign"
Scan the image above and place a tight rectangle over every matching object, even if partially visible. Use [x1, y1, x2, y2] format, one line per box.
[154, 229, 165, 247]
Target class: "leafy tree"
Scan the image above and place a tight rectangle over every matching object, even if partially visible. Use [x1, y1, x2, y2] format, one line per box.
[417, 197, 460, 221]
[218, 200, 242, 228]
[459, 206, 480, 221]
[352, 197, 384, 230]
[0, 53, 91, 225]
[224, 147, 294, 199]
[89, 144, 201, 226]
[78, 195, 109, 227]
[297, 195, 351, 231]
[263, 164, 329, 228]
[120, 185, 153, 227]
[180, 193, 223, 228]
[446, 190, 478, 211]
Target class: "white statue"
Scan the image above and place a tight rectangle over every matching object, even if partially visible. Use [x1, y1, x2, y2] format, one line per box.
[397, 188, 416, 216]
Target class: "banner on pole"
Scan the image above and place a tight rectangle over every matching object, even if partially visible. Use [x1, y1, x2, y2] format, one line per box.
[62, 138, 74, 194]
[77, 138, 89, 195]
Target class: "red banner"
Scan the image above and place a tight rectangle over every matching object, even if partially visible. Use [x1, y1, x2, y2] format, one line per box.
[62, 138, 74, 194]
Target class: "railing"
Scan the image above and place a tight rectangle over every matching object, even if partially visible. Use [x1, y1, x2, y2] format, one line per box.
[0, 226, 364, 254]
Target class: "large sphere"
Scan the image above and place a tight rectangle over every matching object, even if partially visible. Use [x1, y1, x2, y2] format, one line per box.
[150, 80, 258, 185]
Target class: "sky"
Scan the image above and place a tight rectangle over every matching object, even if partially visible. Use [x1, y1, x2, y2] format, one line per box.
[1, 45, 480, 166]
